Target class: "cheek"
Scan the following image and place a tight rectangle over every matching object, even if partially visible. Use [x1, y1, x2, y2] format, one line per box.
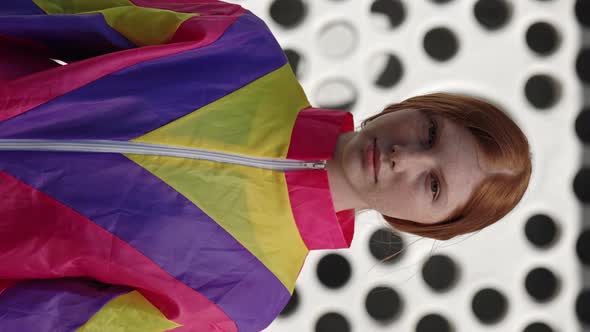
[372, 178, 423, 219]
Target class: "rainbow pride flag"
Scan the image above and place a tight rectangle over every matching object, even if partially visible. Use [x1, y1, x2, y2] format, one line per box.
[0, 1, 355, 331]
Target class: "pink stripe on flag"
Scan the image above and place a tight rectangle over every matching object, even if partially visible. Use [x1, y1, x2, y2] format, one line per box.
[0, 171, 237, 331]
[0, 35, 60, 82]
[0, 6, 244, 122]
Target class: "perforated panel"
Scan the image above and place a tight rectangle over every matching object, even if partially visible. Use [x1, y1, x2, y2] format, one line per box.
[225, 1, 585, 331]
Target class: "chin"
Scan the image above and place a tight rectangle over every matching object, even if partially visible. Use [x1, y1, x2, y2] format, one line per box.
[343, 145, 371, 197]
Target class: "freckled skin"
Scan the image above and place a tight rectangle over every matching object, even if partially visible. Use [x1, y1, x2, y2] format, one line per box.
[328, 108, 489, 224]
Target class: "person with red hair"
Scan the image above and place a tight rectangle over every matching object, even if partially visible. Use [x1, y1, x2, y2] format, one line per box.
[326, 93, 532, 241]
[0, 1, 531, 331]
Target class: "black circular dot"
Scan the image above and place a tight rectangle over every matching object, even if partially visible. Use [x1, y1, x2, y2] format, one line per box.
[574, 168, 590, 203]
[270, 0, 306, 28]
[421, 254, 459, 292]
[524, 214, 558, 248]
[576, 229, 590, 266]
[316, 253, 352, 289]
[474, 0, 511, 30]
[423, 27, 459, 62]
[283, 48, 302, 78]
[526, 22, 559, 56]
[575, 108, 590, 144]
[576, 289, 590, 325]
[279, 287, 299, 317]
[576, 0, 590, 28]
[369, 228, 405, 264]
[576, 48, 590, 84]
[471, 288, 508, 324]
[370, 0, 406, 29]
[431, 0, 453, 4]
[524, 74, 560, 109]
[524, 267, 559, 302]
[365, 286, 403, 322]
[415, 313, 452, 332]
[374, 54, 403, 88]
[524, 322, 554, 332]
[577, 290, 590, 325]
[315, 312, 351, 332]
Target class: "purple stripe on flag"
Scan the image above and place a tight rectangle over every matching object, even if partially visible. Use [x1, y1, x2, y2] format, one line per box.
[0, 12, 135, 62]
[0, 1, 44, 15]
[0, 278, 131, 332]
[0, 151, 292, 332]
[0, 12, 287, 141]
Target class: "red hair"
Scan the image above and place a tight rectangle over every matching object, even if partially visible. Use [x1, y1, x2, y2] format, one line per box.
[361, 92, 532, 241]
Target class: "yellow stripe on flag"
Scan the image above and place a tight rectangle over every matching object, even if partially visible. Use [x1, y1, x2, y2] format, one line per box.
[77, 291, 181, 332]
[33, 0, 196, 46]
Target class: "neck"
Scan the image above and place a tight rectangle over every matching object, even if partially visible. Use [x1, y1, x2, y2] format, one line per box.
[326, 132, 365, 212]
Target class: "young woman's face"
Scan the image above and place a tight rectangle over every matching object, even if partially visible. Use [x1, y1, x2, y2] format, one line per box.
[341, 108, 489, 224]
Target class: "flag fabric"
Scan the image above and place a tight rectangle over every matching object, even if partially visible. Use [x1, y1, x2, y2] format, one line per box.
[0, 1, 355, 331]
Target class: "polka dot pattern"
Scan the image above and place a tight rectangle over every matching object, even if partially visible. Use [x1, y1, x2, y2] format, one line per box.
[315, 312, 351, 332]
[372, 53, 404, 88]
[524, 74, 560, 109]
[317, 21, 358, 58]
[471, 288, 508, 324]
[524, 267, 559, 302]
[231, 0, 584, 330]
[415, 313, 452, 332]
[278, 287, 299, 317]
[365, 286, 403, 322]
[576, 0, 590, 28]
[574, 168, 590, 203]
[526, 22, 560, 56]
[576, 229, 590, 266]
[368, 228, 405, 264]
[315, 79, 358, 111]
[423, 27, 459, 62]
[525, 214, 558, 249]
[523, 322, 554, 332]
[283, 48, 303, 78]
[575, 108, 590, 144]
[370, 0, 406, 29]
[473, 0, 511, 30]
[269, 0, 306, 28]
[421, 254, 459, 292]
[576, 48, 590, 84]
[576, 289, 590, 325]
[316, 253, 352, 289]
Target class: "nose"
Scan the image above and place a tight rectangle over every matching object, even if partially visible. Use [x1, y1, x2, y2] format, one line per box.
[388, 144, 436, 172]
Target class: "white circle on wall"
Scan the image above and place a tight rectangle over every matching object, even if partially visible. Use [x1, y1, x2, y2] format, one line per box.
[314, 78, 358, 110]
[317, 21, 359, 58]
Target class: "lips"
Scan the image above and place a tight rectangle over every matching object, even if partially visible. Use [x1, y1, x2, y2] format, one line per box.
[365, 139, 379, 183]
[373, 138, 380, 183]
